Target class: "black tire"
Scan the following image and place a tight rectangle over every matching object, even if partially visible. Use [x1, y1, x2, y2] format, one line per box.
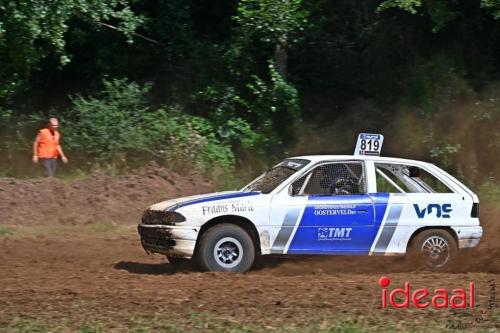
[409, 229, 458, 270]
[196, 224, 255, 273]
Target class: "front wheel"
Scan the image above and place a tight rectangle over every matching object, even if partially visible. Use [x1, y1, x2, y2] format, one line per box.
[409, 229, 458, 270]
[196, 224, 255, 273]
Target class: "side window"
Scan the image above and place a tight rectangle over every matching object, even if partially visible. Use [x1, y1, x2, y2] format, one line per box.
[375, 163, 453, 193]
[414, 168, 454, 193]
[376, 172, 403, 193]
[292, 162, 366, 196]
[375, 164, 412, 193]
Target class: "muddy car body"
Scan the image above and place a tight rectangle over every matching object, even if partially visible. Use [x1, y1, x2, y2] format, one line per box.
[138, 155, 482, 272]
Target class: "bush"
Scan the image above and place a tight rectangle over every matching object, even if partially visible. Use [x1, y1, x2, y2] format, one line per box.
[62, 78, 234, 175]
[0, 107, 12, 124]
[63, 78, 166, 159]
[159, 108, 235, 174]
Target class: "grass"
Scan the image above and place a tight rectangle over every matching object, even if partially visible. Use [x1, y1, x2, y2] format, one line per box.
[0, 222, 129, 239]
[0, 316, 103, 333]
[3, 310, 498, 333]
[0, 317, 47, 333]
[0, 314, 393, 333]
[83, 221, 120, 233]
[0, 225, 15, 237]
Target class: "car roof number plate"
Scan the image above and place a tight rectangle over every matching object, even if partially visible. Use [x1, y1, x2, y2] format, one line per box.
[354, 133, 384, 156]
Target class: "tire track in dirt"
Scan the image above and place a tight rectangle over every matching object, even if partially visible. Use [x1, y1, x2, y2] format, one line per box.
[0, 233, 498, 331]
[0, 170, 499, 330]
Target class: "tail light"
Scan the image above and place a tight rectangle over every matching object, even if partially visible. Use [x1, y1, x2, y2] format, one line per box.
[471, 203, 479, 218]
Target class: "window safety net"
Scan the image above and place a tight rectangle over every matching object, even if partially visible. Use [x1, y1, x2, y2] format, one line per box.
[295, 162, 366, 196]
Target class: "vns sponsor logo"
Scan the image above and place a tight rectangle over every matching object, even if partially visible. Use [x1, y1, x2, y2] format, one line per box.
[379, 276, 475, 309]
[317, 227, 352, 241]
[413, 203, 452, 219]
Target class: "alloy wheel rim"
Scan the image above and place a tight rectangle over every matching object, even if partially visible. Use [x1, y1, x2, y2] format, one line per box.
[421, 235, 450, 268]
[213, 237, 243, 268]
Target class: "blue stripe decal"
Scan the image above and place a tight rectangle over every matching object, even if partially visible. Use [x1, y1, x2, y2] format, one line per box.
[287, 193, 390, 255]
[171, 192, 260, 211]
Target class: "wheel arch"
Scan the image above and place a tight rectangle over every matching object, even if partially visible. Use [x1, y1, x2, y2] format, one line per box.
[406, 226, 459, 252]
[195, 215, 261, 256]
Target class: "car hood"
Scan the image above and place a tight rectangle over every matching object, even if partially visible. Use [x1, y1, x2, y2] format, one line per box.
[149, 191, 260, 211]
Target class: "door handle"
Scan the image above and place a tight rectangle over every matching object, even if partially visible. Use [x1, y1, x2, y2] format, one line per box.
[356, 209, 369, 213]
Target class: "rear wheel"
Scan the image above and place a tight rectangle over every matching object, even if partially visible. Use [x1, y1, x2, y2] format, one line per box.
[196, 224, 255, 273]
[409, 229, 458, 270]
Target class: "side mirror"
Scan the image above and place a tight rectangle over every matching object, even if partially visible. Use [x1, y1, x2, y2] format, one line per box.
[288, 184, 294, 196]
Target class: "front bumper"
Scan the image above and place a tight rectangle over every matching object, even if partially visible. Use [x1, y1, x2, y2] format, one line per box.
[137, 224, 198, 258]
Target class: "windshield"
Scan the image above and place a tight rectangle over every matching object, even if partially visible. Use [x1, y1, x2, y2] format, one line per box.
[243, 159, 310, 194]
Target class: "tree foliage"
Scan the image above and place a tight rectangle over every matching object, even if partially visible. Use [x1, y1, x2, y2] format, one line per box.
[0, 0, 142, 99]
[482, 0, 500, 18]
[234, 0, 309, 77]
[235, 0, 308, 44]
[379, 0, 500, 31]
[1, 0, 500, 182]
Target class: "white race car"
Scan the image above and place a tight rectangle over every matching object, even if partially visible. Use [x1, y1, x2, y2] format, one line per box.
[138, 154, 482, 272]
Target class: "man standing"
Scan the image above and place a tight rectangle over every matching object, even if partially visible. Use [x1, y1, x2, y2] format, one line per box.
[32, 117, 68, 177]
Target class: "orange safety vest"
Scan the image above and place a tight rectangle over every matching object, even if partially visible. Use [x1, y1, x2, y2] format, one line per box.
[37, 128, 60, 158]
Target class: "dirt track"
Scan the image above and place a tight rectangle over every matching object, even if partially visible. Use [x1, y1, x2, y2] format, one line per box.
[0, 231, 498, 332]
[0, 169, 499, 331]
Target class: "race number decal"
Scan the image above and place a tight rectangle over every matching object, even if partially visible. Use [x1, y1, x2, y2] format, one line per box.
[354, 133, 384, 156]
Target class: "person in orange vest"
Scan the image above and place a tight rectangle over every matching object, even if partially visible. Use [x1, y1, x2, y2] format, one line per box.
[32, 117, 69, 177]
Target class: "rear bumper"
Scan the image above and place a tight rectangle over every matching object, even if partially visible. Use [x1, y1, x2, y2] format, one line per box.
[452, 226, 483, 249]
[137, 224, 198, 258]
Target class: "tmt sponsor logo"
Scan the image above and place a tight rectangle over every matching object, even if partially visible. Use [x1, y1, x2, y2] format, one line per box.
[379, 276, 475, 309]
[317, 227, 352, 240]
[413, 203, 452, 219]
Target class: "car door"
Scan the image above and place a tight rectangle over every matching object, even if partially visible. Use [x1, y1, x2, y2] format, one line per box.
[282, 161, 377, 254]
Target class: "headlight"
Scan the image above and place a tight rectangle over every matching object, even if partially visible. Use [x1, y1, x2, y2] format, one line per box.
[141, 209, 186, 225]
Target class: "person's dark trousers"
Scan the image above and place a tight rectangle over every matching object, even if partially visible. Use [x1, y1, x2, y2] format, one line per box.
[40, 158, 57, 177]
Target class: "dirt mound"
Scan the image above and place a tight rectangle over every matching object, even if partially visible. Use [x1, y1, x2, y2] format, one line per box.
[0, 163, 213, 226]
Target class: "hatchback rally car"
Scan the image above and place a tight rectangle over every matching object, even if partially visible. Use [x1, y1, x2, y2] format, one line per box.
[138, 147, 482, 273]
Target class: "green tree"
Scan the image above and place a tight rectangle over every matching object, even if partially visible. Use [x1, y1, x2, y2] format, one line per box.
[0, 0, 143, 100]
[482, 0, 500, 18]
[234, 0, 309, 78]
[379, 0, 500, 32]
